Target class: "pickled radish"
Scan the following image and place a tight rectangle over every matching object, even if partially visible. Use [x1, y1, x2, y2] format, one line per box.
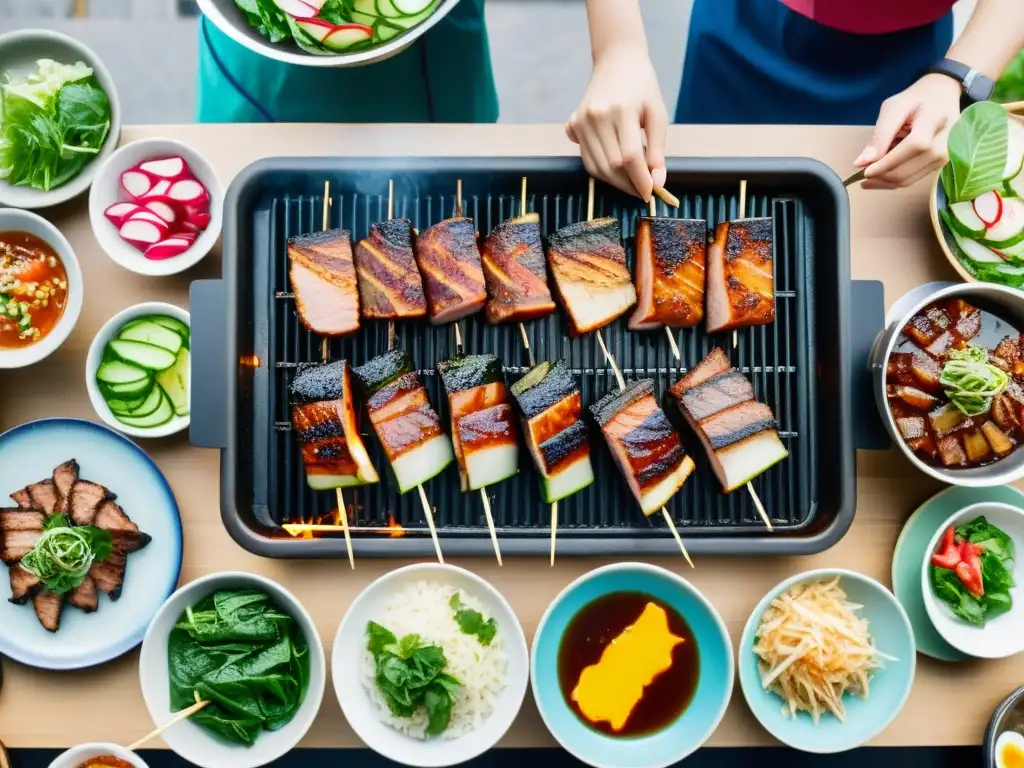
[119, 219, 164, 251]
[168, 179, 209, 206]
[104, 202, 141, 227]
[144, 237, 193, 261]
[144, 200, 177, 224]
[974, 190, 1003, 226]
[138, 156, 188, 181]
[121, 170, 151, 199]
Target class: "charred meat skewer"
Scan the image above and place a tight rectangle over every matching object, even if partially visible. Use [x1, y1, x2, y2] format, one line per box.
[669, 348, 789, 492]
[510, 359, 595, 503]
[629, 217, 707, 330]
[416, 216, 487, 324]
[354, 219, 427, 320]
[705, 217, 775, 334]
[546, 217, 636, 335]
[288, 228, 361, 337]
[481, 212, 555, 324]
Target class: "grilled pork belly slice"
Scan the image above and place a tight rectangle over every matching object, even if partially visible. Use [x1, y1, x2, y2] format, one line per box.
[289, 360, 380, 489]
[439, 355, 520, 491]
[94, 499, 152, 553]
[9, 564, 40, 604]
[903, 298, 983, 358]
[354, 218, 427, 320]
[481, 212, 555, 324]
[510, 360, 595, 503]
[355, 349, 454, 493]
[33, 590, 63, 632]
[67, 575, 98, 613]
[416, 217, 487, 324]
[68, 480, 112, 526]
[705, 217, 775, 334]
[26, 480, 58, 515]
[671, 347, 789, 492]
[0, 508, 45, 564]
[288, 228, 361, 337]
[10, 488, 31, 508]
[590, 379, 694, 516]
[546, 217, 636, 334]
[89, 548, 127, 600]
[629, 217, 706, 330]
[52, 459, 79, 515]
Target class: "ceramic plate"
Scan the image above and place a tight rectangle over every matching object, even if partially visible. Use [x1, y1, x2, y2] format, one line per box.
[0, 418, 182, 669]
[891, 485, 1024, 662]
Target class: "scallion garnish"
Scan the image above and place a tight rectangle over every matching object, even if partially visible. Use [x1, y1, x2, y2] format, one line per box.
[940, 345, 1010, 416]
[19, 514, 112, 594]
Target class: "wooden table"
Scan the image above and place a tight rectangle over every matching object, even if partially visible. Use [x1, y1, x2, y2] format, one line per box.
[0, 123, 1009, 750]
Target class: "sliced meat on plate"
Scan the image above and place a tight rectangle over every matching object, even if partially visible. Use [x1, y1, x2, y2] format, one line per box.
[10, 488, 31, 508]
[68, 480, 112, 526]
[0, 508, 45, 564]
[93, 499, 152, 553]
[67, 575, 99, 613]
[89, 548, 127, 601]
[25, 479, 58, 515]
[33, 590, 63, 632]
[9, 564, 41, 604]
[51, 459, 79, 515]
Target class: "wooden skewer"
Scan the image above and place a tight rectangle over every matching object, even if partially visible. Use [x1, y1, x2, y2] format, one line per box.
[549, 500, 558, 567]
[662, 507, 695, 568]
[126, 695, 209, 750]
[453, 181, 465, 356]
[747, 481, 772, 531]
[417, 484, 444, 564]
[733, 179, 747, 350]
[479, 489, 503, 566]
[653, 184, 679, 209]
[517, 177, 536, 368]
[595, 328, 625, 391]
[386, 178, 397, 351]
[648, 195, 682, 361]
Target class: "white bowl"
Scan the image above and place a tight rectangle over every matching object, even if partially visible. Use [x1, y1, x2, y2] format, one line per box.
[86, 302, 190, 438]
[0, 29, 121, 209]
[49, 743, 149, 768]
[0, 209, 83, 369]
[88, 137, 223, 277]
[333, 563, 529, 767]
[138, 571, 326, 768]
[922, 501, 1024, 659]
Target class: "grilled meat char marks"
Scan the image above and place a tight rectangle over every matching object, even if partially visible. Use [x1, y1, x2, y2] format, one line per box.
[288, 228, 361, 337]
[0, 508, 45, 564]
[355, 218, 427, 320]
[89, 548, 127, 600]
[9, 564, 40, 604]
[537, 420, 590, 474]
[416, 217, 487, 324]
[546, 217, 637, 335]
[68, 480, 112, 526]
[94, 499, 152, 553]
[590, 379, 694, 515]
[67, 576, 98, 612]
[671, 348, 789, 493]
[33, 591, 63, 632]
[706, 217, 775, 334]
[52, 459, 79, 515]
[902, 298, 982, 359]
[629, 217, 707, 331]
[481, 213, 555, 324]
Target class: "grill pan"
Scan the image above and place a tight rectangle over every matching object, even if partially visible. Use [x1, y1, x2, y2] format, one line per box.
[191, 156, 883, 558]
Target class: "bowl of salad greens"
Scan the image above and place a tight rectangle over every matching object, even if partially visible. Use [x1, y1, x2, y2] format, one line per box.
[922, 501, 1024, 659]
[138, 571, 326, 768]
[0, 29, 120, 209]
[198, 0, 461, 67]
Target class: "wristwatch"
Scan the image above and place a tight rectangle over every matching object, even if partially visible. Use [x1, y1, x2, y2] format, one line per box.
[926, 58, 996, 103]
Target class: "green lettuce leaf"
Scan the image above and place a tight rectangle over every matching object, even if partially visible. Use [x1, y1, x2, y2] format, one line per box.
[945, 101, 1009, 203]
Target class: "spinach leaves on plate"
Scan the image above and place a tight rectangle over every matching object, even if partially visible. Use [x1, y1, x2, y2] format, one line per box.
[168, 589, 311, 746]
[930, 516, 1015, 627]
[367, 621, 461, 736]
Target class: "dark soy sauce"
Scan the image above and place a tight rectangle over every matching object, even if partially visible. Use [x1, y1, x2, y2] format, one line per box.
[557, 591, 699, 737]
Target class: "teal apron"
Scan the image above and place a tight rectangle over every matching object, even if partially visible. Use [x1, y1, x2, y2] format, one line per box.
[197, 0, 498, 123]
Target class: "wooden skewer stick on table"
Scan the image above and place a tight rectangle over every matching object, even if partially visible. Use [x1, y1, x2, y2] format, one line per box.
[321, 181, 355, 569]
[126, 691, 209, 751]
[648, 195, 682, 361]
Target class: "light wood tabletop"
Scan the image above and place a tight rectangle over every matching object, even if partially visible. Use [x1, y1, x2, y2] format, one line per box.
[0, 123, 1011, 750]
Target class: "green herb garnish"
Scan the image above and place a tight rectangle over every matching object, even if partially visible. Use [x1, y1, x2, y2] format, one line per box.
[942, 101, 1009, 205]
[0, 59, 111, 192]
[168, 589, 311, 746]
[449, 592, 497, 646]
[939, 345, 1010, 416]
[19, 514, 112, 594]
[366, 621, 461, 736]
[930, 516, 1015, 626]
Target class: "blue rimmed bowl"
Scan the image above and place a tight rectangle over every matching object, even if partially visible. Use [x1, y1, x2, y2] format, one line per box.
[530, 563, 733, 768]
[738, 568, 916, 753]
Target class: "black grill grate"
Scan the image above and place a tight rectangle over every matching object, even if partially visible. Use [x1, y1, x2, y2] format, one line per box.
[259, 173, 816, 545]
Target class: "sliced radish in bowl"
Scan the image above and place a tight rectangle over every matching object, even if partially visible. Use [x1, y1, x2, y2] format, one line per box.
[137, 156, 189, 182]
[295, 18, 336, 43]
[119, 219, 165, 251]
[121, 170, 151, 199]
[104, 202, 142, 227]
[322, 24, 373, 51]
[144, 200, 178, 225]
[274, 0, 318, 17]
[144, 237, 194, 261]
[974, 189, 1003, 227]
[143, 179, 172, 199]
[168, 179, 209, 207]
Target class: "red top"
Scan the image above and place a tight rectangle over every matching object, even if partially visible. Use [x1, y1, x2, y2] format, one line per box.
[780, 0, 955, 34]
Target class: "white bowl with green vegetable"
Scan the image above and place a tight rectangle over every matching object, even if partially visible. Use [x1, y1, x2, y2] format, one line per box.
[138, 571, 326, 768]
[0, 29, 120, 209]
[922, 501, 1024, 659]
[86, 302, 190, 438]
[198, 0, 459, 67]
[333, 563, 529, 767]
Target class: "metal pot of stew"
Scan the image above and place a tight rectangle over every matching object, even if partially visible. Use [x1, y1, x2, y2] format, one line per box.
[870, 281, 1024, 487]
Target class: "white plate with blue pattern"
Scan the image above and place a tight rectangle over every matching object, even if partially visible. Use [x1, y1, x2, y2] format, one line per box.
[0, 418, 182, 669]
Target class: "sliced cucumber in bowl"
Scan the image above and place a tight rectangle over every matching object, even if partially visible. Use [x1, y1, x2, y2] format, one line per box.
[114, 389, 175, 428]
[109, 339, 178, 372]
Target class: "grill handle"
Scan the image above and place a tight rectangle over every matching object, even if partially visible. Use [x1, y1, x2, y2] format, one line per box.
[189, 279, 229, 449]
[851, 279, 890, 450]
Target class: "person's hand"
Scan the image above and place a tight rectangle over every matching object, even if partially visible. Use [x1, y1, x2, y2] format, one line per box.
[855, 73, 962, 190]
[566, 43, 668, 201]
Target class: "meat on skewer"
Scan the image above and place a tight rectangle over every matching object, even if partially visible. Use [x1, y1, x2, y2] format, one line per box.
[290, 360, 379, 491]
[438, 354, 520, 492]
[705, 217, 775, 334]
[288, 228, 361, 337]
[669, 347, 789, 492]
[629, 217, 707, 330]
[590, 379, 695, 516]
[354, 349, 454, 494]
[481, 212, 555, 324]
[510, 359, 595, 503]
[354, 219, 427, 320]
[546, 217, 636, 335]
[416, 216, 487, 324]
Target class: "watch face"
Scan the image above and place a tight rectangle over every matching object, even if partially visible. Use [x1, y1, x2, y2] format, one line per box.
[967, 73, 996, 102]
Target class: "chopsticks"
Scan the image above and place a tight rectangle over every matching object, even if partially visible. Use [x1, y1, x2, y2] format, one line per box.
[126, 691, 208, 751]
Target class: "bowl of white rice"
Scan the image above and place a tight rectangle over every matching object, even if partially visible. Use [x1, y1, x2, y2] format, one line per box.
[332, 563, 529, 767]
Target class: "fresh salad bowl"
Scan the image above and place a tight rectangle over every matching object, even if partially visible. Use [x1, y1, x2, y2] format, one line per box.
[0, 29, 121, 209]
[197, 0, 461, 67]
[86, 302, 190, 438]
[139, 571, 326, 768]
[88, 137, 222, 277]
[930, 102, 1024, 288]
[922, 501, 1024, 659]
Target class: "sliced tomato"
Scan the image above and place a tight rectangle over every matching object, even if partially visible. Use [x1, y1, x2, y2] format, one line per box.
[931, 525, 962, 570]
